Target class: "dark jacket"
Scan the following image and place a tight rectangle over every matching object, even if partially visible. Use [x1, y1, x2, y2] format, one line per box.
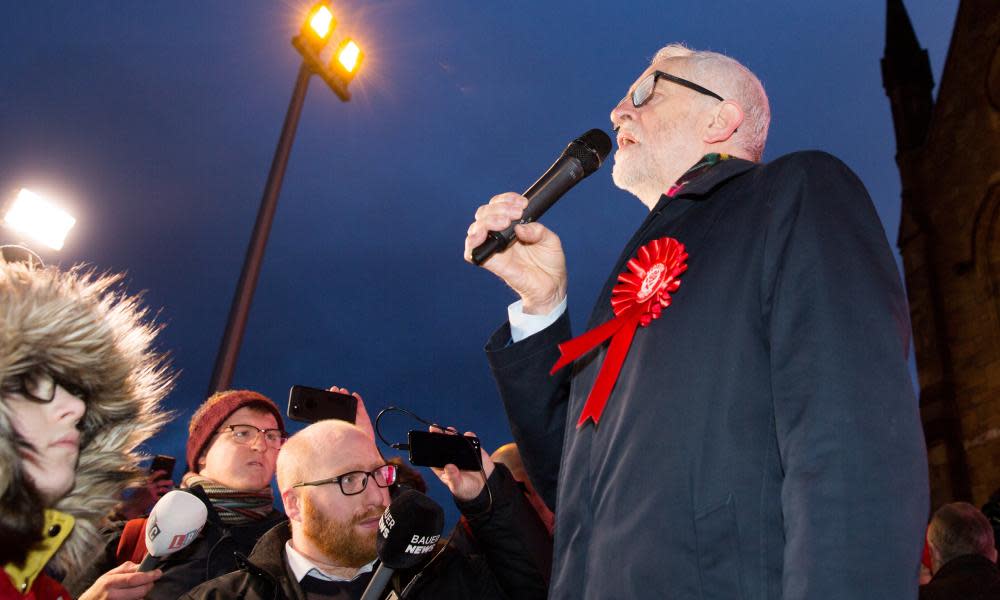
[919, 554, 1000, 600]
[64, 490, 287, 600]
[486, 152, 929, 599]
[181, 464, 550, 600]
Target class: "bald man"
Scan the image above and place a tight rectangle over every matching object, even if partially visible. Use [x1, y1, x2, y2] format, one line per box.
[183, 420, 550, 599]
[921, 502, 1000, 600]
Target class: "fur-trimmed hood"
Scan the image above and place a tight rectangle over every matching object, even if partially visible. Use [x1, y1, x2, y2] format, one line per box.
[0, 262, 174, 573]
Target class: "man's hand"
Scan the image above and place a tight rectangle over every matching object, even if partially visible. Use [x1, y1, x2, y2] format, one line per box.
[115, 470, 174, 521]
[429, 427, 495, 502]
[328, 386, 375, 440]
[464, 193, 568, 315]
[78, 562, 162, 600]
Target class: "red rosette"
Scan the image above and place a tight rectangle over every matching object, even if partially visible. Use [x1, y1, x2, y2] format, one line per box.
[611, 237, 688, 325]
[550, 237, 688, 427]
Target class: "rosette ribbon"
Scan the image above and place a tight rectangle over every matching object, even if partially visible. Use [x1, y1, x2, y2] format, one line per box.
[550, 237, 688, 427]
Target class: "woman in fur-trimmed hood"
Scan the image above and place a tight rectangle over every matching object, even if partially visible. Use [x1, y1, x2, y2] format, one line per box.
[0, 260, 174, 598]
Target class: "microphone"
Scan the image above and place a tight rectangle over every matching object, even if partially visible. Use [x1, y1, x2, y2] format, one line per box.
[137, 489, 209, 572]
[471, 128, 612, 265]
[360, 489, 445, 600]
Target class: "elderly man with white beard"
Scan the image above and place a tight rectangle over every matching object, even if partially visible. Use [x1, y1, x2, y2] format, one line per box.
[467, 43, 929, 599]
[183, 419, 550, 600]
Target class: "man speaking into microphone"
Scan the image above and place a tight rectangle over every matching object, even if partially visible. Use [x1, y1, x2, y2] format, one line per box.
[183, 419, 549, 599]
[466, 43, 929, 599]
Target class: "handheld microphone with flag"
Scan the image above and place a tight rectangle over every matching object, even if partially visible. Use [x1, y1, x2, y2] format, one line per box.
[137, 489, 209, 572]
[471, 128, 613, 265]
[359, 489, 445, 600]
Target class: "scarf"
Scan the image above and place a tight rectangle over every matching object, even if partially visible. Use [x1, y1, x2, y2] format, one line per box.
[181, 472, 275, 525]
[666, 153, 733, 197]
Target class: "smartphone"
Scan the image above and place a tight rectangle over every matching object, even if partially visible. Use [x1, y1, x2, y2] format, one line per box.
[407, 431, 482, 471]
[149, 455, 175, 481]
[287, 385, 358, 424]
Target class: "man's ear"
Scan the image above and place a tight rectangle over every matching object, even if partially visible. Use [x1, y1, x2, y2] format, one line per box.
[928, 540, 943, 574]
[282, 488, 303, 523]
[704, 100, 743, 144]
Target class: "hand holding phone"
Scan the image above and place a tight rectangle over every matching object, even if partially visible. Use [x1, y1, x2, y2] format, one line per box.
[329, 386, 375, 440]
[149, 455, 175, 482]
[419, 429, 496, 502]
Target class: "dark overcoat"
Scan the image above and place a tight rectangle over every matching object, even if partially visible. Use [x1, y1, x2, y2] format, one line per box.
[486, 152, 929, 599]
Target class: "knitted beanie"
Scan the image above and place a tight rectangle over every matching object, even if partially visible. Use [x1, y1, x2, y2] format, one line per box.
[186, 389, 285, 472]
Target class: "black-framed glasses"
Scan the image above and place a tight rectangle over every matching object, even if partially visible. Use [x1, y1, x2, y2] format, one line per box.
[216, 424, 287, 449]
[293, 463, 397, 496]
[2, 370, 88, 403]
[628, 70, 724, 108]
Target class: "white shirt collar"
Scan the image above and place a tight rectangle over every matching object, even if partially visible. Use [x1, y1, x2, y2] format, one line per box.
[284, 540, 376, 583]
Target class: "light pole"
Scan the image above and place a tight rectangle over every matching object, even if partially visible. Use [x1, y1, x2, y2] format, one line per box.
[207, 2, 364, 394]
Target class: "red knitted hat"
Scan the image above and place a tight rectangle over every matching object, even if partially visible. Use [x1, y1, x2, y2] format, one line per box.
[186, 389, 285, 472]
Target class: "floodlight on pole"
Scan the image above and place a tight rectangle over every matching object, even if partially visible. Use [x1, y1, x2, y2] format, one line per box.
[333, 39, 363, 81]
[207, 2, 368, 394]
[3, 188, 76, 250]
[305, 3, 335, 43]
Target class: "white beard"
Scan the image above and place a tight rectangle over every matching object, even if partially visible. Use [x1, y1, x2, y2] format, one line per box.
[612, 112, 695, 203]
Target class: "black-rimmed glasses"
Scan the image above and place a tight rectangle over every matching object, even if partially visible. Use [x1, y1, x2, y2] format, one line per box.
[216, 424, 287, 449]
[2, 370, 88, 403]
[628, 70, 724, 108]
[293, 464, 397, 496]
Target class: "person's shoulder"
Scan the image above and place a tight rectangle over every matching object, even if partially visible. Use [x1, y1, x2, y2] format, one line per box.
[182, 569, 253, 600]
[758, 150, 854, 181]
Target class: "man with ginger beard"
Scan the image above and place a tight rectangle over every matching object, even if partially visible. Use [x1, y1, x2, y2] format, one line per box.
[183, 420, 550, 599]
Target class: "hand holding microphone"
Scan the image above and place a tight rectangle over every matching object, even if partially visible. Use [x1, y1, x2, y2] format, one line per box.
[137, 489, 209, 572]
[79, 490, 207, 600]
[464, 129, 611, 315]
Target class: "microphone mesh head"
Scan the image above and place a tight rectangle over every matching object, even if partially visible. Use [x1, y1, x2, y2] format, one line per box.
[144, 490, 209, 557]
[565, 128, 613, 174]
[375, 489, 445, 569]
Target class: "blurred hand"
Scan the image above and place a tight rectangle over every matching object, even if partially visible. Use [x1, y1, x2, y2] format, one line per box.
[429, 428, 495, 502]
[116, 471, 174, 520]
[329, 386, 375, 440]
[464, 193, 568, 315]
[78, 561, 161, 600]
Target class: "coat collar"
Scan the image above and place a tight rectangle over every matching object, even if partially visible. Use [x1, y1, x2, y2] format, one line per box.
[3, 510, 74, 594]
[932, 553, 1000, 581]
[239, 520, 293, 579]
[662, 154, 757, 203]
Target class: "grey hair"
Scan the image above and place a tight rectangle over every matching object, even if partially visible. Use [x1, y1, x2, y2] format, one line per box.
[652, 43, 770, 161]
[929, 502, 997, 566]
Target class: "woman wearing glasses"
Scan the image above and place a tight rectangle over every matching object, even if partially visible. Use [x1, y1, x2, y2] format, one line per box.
[0, 260, 173, 599]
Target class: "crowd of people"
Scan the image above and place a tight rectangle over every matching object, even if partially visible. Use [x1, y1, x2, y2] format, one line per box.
[4, 39, 1000, 600]
[0, 255, 553, 600]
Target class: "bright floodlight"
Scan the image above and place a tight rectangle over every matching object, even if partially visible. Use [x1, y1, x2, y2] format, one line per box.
[307, 4, 335, 41]
[3, 189, 76, 250]
[334, 39, 363, 78]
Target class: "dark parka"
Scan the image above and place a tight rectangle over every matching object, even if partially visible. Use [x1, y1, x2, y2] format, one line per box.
[486, 152, 929, 599]
[181, 464, 551, 600]
[65, 487, 287, 600]
[918, 554, 1000, 600]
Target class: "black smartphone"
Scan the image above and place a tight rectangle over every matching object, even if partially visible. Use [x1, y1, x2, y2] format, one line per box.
[407, 431, 482, 471]
[287, 385, 358, 424]
[149, 455, 175, 481]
